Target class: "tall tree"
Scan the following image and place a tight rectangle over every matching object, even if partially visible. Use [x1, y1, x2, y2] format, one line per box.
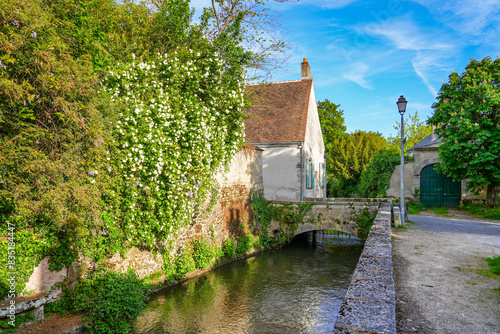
[387, 111, 432, 152]
[429, 57, 500, 206]
[201, 0, 296, 79]
[328, 131, 387, 197]
[317, 99, 346, 151]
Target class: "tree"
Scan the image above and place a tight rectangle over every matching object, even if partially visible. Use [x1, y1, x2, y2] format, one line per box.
[359, 148, 411, 198]
[387, 111, 432, 152]
[327, 131, 387, 197]
[201, 0, 296, 79]
[429, 57, 500, 206]
[317, 99, 346, 151]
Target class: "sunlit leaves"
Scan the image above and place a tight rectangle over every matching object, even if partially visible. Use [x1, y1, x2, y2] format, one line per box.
[104, 49, 246, 247]
[429, 56, 500, 204]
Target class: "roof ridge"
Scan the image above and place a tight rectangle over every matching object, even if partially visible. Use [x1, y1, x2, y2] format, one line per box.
[246, 78, 312, 86]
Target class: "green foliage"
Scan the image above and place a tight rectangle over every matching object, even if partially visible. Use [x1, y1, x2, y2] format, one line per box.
[408, 201, 427, 215]
[486, 256, 500, 275]
[72, 270, 149, 334]
[356, 208, 377, 239]
[387, 111, 432, 152]
[103, 47, 247, 248]
[317, 99, 347, 151]
[0, 0, 250, 296]
[251, 193, 315, 247]
[429, 56, 500, 206]
[359, 149, 411, 198]
[327, 131, 388, 197]
[174, 247, 196, 280]
[459, 204, 500, 220]
[161, 256, 176, 283]
[277, 232, 287, 246]
[0, 313, 35, 334]
[222, 238, 236, 258]
[236, 234, 251, 255]
[192, 238, 214, 269]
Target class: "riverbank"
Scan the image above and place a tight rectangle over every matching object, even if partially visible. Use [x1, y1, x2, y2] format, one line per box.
[392, 213, 500, 333]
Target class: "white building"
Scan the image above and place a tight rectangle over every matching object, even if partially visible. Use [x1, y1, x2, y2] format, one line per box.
[244, 59, 326, 201]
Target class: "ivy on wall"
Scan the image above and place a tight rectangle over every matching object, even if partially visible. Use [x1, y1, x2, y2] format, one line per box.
[0, 0, 250, 299]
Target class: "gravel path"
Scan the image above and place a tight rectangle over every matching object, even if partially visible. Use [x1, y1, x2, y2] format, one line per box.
[393, 214, 500, 334]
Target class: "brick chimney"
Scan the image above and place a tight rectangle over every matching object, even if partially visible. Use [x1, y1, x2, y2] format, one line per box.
[431, 125, 437, 140]
[301, 58, 311, 79]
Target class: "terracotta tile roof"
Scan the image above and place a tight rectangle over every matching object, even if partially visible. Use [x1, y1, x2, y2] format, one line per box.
[244, 79, 313, 143]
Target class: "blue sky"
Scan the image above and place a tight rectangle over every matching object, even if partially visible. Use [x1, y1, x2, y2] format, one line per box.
[191, 0, 500, 138]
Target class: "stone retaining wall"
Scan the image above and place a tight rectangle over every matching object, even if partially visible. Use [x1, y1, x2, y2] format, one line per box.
[334, 203, 396, 334]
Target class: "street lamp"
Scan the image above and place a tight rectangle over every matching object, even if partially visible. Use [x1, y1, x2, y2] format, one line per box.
[396, 95, 407, 225]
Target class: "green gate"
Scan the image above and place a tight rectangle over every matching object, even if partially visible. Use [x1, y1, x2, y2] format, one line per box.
[420, 164, 461, 207]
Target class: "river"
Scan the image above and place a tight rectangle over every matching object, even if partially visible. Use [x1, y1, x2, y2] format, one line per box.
[133, 231, 364, 334]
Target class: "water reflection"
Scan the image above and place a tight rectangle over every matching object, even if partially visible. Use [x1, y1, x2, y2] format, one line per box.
[134, 231, 364, 334]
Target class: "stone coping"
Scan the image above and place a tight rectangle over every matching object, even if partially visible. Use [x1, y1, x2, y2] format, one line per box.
[334, 203, 397, 334]
[0, 290, 61, 318]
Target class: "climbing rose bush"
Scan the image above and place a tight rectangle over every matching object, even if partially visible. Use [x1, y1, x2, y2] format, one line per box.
[101, 48, 246, 248]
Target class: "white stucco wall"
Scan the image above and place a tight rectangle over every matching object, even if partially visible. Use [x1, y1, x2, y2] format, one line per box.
[303, 81, 326, 199]
[257, 144, 301, 201]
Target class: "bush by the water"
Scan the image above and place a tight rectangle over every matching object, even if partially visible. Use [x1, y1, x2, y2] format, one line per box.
[192, 238, 214, 269]
[73, 270, 149, 334]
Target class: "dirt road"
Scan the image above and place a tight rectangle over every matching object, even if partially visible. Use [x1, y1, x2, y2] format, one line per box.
[393, 214, 500, 334]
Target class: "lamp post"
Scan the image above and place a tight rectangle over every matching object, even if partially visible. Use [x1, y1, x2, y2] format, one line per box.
[396, 95, 407, 225]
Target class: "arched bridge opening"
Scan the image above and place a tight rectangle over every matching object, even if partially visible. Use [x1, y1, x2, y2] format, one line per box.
[267, 199, 384, 240]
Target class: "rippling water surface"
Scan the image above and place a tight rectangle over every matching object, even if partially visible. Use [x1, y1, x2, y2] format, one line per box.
[134, 232, 364, 334]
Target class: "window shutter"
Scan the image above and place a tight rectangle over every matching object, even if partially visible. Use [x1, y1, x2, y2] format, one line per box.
[311, 160, 315, 188]
[306, 159, 310, 188]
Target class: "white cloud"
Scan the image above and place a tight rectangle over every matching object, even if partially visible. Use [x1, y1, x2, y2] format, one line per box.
[342, 62, 373, 89]
[365, 16, 452, 51]
[411, 52, 440, 96]
[412, 0, 500, 36]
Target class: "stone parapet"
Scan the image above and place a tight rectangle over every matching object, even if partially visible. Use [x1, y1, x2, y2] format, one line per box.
[334, 203, 396, 334]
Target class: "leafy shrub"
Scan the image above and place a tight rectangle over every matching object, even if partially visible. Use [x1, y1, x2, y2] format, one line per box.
[236, 234, 251, 255]
[222, 238, 236, 258]
[408, 201, 427, 215]
[328, 177, 360, 198]
[161, 256, 176, 283]
[0, 313, 35, 334]
[174, 247, 196, 280]
[359, 151, 401, 198]
[192, 238, 214, 269]
[73, 270, 149, 334]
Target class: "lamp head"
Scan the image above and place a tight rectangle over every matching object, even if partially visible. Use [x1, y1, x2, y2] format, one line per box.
[397, 95, 407, 115]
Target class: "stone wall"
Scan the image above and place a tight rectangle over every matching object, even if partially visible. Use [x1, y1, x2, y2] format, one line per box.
[334, 203, 396, 334]
[269, 201, 381, 239]
[20, 145, 264, 294]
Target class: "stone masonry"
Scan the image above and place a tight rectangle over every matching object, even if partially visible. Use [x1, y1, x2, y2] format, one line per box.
[334, 203, 396, 334]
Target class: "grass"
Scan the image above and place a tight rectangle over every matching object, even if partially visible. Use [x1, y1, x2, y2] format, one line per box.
[459, 204, 500, 220]
[430, 207, 451, 217]
[408, 202, 426, 215]
[486, 256, 500, 275]
[408, 202, 452, 217]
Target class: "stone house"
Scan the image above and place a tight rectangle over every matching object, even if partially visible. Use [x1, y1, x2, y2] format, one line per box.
[387, 130, 486, 206]
[244, 59, 326, 201]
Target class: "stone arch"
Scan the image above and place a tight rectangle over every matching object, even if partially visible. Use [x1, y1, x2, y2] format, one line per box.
[412, 158, 441, 197]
